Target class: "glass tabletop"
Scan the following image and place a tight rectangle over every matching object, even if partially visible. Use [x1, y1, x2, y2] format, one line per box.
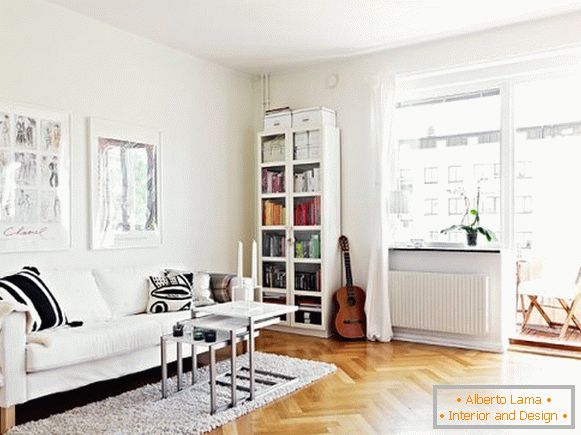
[193, 301, 298, 321]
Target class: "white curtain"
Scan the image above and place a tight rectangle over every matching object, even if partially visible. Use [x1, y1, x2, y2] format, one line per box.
[364, 74, 397, 342]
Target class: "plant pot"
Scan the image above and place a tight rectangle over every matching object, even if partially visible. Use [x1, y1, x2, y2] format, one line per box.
[466, 232, 478, 246]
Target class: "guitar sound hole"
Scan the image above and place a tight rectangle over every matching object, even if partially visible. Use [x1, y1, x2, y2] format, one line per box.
[347, 297, 356, 306]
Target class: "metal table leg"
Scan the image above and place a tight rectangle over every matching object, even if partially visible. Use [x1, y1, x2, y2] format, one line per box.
[249, 317, 255, 400]
[230, 330, 237, 406]
[191, 344, 196, 385]
[161, 337, 167, 398]
[210, 346, 217, 414]
[177, 341, 183, 391]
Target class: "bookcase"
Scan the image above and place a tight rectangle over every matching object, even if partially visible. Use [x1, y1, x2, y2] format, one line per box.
[256, 122, 341, 337]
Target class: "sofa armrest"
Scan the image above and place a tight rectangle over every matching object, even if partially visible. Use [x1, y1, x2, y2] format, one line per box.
[0, 312, 27, 407]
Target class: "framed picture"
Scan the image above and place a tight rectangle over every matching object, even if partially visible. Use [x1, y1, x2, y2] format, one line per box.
[90, 118, 162, 250]
[0, 102, 70, 253]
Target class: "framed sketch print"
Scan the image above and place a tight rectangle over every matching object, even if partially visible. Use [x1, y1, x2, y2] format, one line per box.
[0, 102, 70, 253]
[90, 118, 161, 250]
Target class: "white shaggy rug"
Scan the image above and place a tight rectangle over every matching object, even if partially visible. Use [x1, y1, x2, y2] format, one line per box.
[10, 352, 336, 435]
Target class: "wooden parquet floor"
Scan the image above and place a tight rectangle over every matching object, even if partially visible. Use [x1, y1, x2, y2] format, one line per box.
[17, 330, 581, 434]
[210, 330, 581, 434]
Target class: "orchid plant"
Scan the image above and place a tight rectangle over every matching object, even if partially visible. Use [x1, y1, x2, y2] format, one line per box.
[440, 181, 496, 245]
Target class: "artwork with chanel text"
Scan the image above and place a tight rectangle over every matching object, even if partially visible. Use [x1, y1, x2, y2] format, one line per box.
[0, 102, 70, 253]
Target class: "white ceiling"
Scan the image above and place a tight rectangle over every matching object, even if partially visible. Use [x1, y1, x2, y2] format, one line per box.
[47, 0, 581, 74]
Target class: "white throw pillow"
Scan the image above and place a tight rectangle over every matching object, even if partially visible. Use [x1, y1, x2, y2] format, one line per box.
[41, 269, 113, 324]
[165, 269, 214, 306]
[93, 266, 164, 317]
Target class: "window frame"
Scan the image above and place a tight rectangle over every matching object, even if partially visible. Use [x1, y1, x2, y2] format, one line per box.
[423, 166, 439, 184]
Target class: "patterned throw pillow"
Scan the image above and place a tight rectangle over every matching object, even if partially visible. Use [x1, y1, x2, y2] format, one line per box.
[164, 269, 214, 306]
[0, 266, 67, 332]
[146, 275, 192, 313]
[209, 273, 233, 303]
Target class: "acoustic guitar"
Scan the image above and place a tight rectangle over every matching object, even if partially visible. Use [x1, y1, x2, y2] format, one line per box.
[334, 235, 367, 339]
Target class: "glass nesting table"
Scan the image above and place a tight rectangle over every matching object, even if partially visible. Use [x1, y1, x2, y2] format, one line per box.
[160, 301, 298, 414]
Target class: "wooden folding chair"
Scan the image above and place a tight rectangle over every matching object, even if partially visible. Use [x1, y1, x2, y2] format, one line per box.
[518, 266, 581, 339]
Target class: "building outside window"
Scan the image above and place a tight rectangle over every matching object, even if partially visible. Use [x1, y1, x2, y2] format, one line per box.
[482, 195, 500, 214]
[448, 197, 466, 215]
[516, 161, 532, 179]
[424, 167, 438, 184]
[424, 198, 438, 215]
[446, 136, 468, 147]
[392, 67, 581, 252]
[393, 88, 501, 245]
[448, 165, 463, 183]
[515, 195, 533, 214]
[474, 163, 500, 180]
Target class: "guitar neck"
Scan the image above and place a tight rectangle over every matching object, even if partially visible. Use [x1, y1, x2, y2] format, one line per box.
[344, 252, 354, 288]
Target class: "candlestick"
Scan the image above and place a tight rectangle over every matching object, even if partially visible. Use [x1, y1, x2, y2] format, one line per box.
[251, 240, 258, 286]
[237, 240, 243, 278]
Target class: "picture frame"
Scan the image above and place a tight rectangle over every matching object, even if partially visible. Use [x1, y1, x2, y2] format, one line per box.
[89, 117, 162, 250]
[0, 101, 70, 253]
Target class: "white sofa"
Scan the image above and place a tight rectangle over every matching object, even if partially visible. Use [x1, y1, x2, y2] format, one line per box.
[0, 265, 233, 431]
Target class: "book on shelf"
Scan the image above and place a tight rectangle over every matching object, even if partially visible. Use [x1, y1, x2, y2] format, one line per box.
[295, 269, 321, 291]
[263, 200, 286, 226]
[295, 296, 322, 312]
[263, 264, 286, 288]
[293, 197, 320, 226]
[263, 233, 286, 257]
[294, 167, 320, 193]
[262, 168, 285, 194]
[294, 234, 320, 259]
[262, 291, 287, 305]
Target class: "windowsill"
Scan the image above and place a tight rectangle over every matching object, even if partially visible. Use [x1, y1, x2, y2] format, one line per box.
[389, 244, 501, 254]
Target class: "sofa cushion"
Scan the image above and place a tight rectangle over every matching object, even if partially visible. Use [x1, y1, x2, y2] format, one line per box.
[146, 275, 192, 313]
[0, 267, 67, 332]
[209, 273, 233, 303]
[26, 316, 161, 373]
[165, 269, 214, 306]
[93, 266, 163, 317]
[41, 269, 113, 324]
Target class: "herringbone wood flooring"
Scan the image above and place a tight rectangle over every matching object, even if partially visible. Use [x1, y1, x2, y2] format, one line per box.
[210, 330, 581, 434]
[17, 331, 581, 434]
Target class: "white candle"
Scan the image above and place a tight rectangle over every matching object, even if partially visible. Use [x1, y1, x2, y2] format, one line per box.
[251, 240, 258, 286]
[237, 241, 243, 278]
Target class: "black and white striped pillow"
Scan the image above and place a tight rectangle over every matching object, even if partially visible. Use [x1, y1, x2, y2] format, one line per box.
[0, 266, 67, 332]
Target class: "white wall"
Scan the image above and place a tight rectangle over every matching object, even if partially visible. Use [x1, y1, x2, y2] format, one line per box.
[0, 0, 255, 273]
[267, 11, 581, 287]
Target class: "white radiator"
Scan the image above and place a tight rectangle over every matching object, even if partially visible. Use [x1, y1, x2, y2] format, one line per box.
[389, 271, 489, 336]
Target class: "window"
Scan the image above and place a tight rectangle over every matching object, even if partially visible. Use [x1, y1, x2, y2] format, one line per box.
[478, 131, 500, 144]
[474, 163, 500, 180]
[424, 198, 438, 215]
[393, 88, 500, 245]
[513, 75, 581, 253]
[420, 137, 437, 149]
[515, 195, 532, 214]
[448, 165, 463, 183]
[424, 167, 438, 184]
[448, 197, 465, 215]
[482, 195, 499, 214]
[446, 136, 468, 147]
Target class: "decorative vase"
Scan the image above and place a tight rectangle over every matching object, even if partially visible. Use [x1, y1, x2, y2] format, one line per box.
[466, 232, 478, 246]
